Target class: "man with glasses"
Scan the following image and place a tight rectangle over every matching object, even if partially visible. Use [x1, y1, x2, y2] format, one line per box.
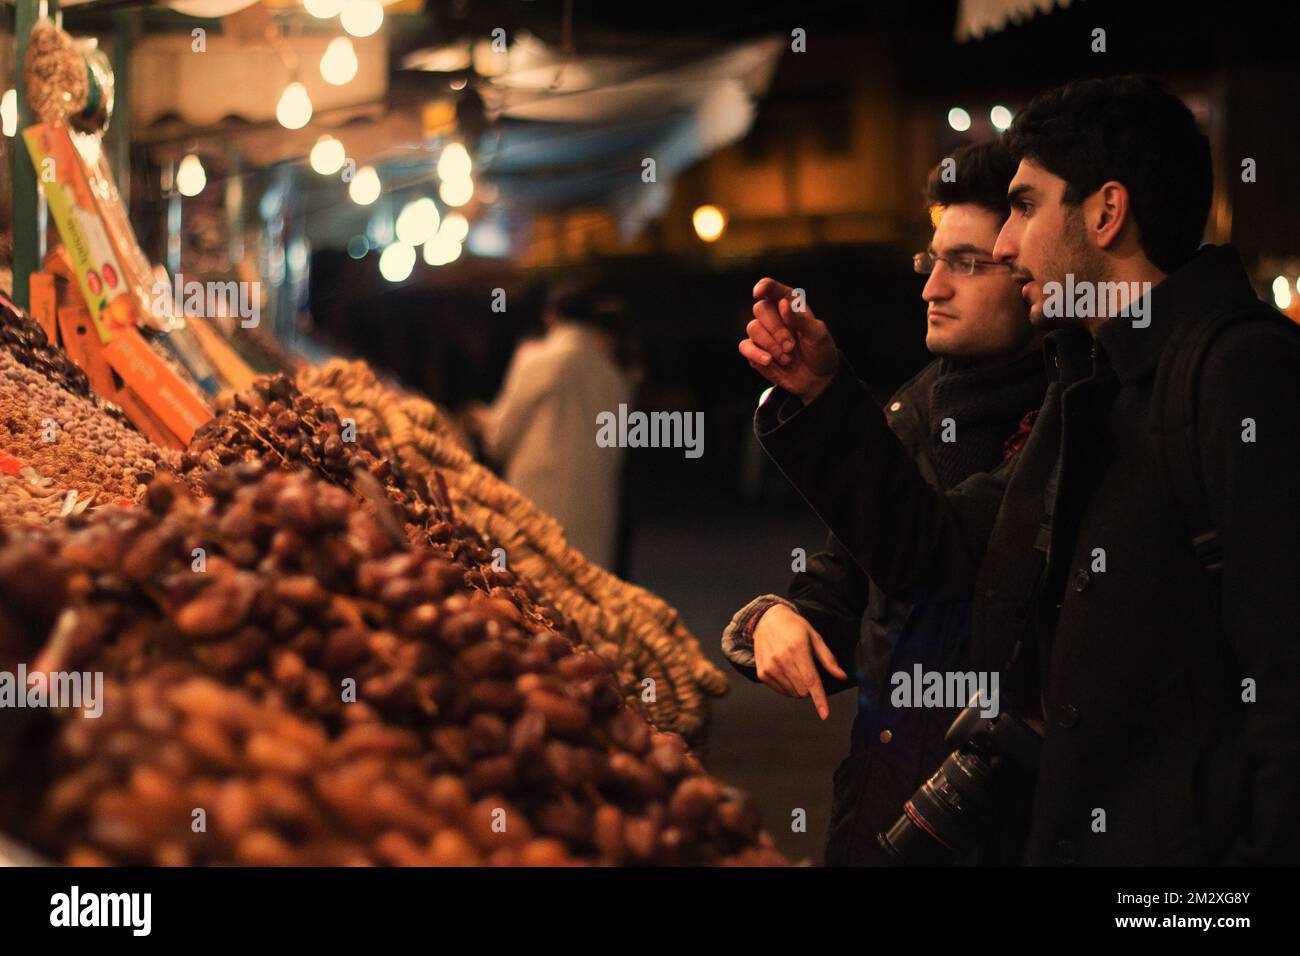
[738, 77, 1300, 865]
[722, 141, 1045, 865]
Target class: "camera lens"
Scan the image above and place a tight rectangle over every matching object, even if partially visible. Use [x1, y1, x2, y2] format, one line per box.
[878, 747, 999, 864]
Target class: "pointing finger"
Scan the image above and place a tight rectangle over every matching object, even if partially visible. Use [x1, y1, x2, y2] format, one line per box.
[753, 277, 795, 302]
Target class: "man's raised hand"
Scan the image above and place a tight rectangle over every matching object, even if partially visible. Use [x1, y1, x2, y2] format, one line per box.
[739, 278, 840, 404]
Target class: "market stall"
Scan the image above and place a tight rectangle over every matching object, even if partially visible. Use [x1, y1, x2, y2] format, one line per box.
[0, 5, 774, 868]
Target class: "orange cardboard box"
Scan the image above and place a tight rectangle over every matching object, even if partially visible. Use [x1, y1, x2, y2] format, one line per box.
[101, 328, 212, 444]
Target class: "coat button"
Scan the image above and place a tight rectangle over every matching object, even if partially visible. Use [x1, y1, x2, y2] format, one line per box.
[1054, 838, 1077, 865]
[879, 729, 893, 744]
[1072, 569, 1091, 592]
[1057, 703, 1078, 728]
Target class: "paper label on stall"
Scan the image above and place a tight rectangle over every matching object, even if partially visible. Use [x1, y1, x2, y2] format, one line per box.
[22, 124, 139, 344]
[102, 329, 212, 444]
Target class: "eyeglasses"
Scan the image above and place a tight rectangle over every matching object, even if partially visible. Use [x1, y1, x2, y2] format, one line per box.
[913, 252, 1013, 277]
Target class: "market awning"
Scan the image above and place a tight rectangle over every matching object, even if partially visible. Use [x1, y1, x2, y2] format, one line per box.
[955, 0, 1075, 41]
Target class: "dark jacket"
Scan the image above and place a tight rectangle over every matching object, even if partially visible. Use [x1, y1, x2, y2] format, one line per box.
[755, 245, 1300, 865]
[727, 352, 1045, 865]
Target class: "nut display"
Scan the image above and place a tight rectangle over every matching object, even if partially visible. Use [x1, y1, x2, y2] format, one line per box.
[0, 466, 88, 528]
[1, 292, 92, 401]
[297, 360, 727, 739]
[0, 464, 785, 866]
[0, 347, 176, 503]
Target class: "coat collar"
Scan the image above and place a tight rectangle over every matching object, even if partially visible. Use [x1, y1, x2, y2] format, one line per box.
[1092, 244, 1260, 385]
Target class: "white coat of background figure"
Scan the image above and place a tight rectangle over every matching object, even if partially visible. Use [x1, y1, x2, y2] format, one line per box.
[480, 315, 631, 569]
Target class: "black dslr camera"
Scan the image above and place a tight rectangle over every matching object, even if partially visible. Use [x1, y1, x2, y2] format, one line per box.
[877, 696, 1042, 865]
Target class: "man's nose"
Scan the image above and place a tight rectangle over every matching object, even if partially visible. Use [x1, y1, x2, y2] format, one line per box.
[922, 267, 951, 303]
[993, 222, 1017, 264]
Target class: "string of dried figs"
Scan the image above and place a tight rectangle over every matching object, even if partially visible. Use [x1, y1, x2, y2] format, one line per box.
[0, 465, 786, 866]
[296, 360, 726, 739]
[23, 19, 89, 126]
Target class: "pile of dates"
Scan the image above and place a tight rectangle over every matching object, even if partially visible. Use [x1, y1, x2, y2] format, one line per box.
[182, 374, 419, 512]
[0, 464, 785, 866]
[180, 374, 596, 684]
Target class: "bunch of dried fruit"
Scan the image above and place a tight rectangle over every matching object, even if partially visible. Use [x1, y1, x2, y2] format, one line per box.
[0, 465, 785, 867]
[180, 376, 589, 678]
[22, 19, 89, 126]
[298, 360, 727, 740]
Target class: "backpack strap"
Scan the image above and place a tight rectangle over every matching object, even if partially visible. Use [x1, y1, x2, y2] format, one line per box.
[1150, 307, 1251, 574]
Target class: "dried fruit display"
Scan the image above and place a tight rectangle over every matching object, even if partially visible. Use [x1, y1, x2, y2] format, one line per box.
[298, 360, 727, 739]
[0, 348, 176, 503]
[0, 466, 785, 867]
[180, 375, 614, 689]
[1, 293, 92, 400]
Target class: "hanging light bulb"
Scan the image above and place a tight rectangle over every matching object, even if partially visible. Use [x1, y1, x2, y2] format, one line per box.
[277, 81, 313, 130]
[341, 0, 383, 38]
[1273, 276, 1294, 310]
[437, 141, 472, 180]
[439, 213, 470, 244]
[349, 165, 381, 205]
[423, 234, 462, 266]
[692, 205, 726, 242]
[320, 36, 358, 86]
[309, 135, 346, 175]
[439, 176, 474, 207]
[304, 0, 344, 18]
[395, 197, 440, 246]
[176, 153, 207, 197]
[1, 89, 16, 137]
[379, 242, 417, 283]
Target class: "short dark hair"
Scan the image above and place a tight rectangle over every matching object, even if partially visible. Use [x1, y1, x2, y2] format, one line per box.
[1005, 75, 1212, 273]
[546, 283, 596, 324]
[924, 140, 1018, 221]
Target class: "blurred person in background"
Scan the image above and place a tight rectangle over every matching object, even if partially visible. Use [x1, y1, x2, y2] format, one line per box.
[465, 284, 633, 569]
[724, 141, 1045, 865]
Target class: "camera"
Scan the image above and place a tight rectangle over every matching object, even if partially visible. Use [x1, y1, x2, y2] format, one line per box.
[877, 695, 1042, 865]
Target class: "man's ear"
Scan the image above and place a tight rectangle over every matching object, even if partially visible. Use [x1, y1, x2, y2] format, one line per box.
[1088, 180, 1130, 251]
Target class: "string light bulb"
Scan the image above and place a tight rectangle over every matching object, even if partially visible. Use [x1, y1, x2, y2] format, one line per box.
[176, 153, 207, 197]
[277, 81, 313, 130]
[320, 36, 358, 85]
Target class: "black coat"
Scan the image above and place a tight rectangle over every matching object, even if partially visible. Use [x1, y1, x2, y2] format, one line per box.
[789, 363, 969, 867]
[756, 246, 1300, 865]
[736, 355, 1043, 865]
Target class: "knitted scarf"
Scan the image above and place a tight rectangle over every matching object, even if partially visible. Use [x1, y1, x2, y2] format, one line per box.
[926, 348, 1047, 489]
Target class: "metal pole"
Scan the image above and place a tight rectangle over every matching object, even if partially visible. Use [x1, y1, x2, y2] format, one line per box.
[106, 7, 135, 207]
[11, 0, 54, 310]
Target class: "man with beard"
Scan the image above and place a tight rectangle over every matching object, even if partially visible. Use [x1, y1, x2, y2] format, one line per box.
[724, 141, 1044, 865]
[740, 75, 1300, 864]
